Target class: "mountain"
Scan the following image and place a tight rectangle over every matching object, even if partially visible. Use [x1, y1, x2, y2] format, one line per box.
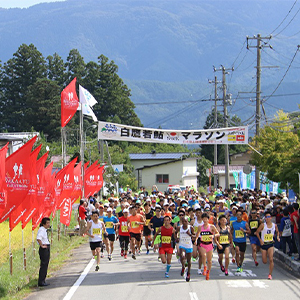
[0, 0, 299, 130]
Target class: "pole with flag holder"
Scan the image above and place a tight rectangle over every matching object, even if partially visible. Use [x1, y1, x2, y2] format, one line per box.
[79, 101, 85, 200]
[9, 230, 12, 275]
[22, 228, 26, 270]
[32, 229, 35, 257]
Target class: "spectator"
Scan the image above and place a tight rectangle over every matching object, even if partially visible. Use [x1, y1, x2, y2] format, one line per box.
[290, 203, 300, 260]
[279, 209, 293, 255]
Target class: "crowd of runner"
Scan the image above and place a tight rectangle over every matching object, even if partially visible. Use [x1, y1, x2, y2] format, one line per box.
[78, 185, 300, 281]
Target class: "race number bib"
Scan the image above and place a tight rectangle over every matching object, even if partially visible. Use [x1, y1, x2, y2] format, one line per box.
[201, 235, 212, 243]
[250, 221, 258, 229]
[145, 219, 150, 226]
[264, 234, 273, 242]
[121, 226, 128, 232]
[220, 235, 229, 244]
[194, 226, 198, 233]
[235, 230, 244, 238]
[161, 236, 171, 244]
[106, 222, 113, 228]
[132, 221, 139, 228]
[92, 228, 101, 235]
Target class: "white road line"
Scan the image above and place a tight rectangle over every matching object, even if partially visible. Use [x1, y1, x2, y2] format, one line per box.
[63, 258, 95, 300]
[189, 292, 199, 300]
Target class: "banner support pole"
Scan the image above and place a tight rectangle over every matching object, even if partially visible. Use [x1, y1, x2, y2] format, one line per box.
[22, 229, 26, 270]
[9, 231, 12, 275]
[79, 103, 85, 198]
[32, 230, 36, 257]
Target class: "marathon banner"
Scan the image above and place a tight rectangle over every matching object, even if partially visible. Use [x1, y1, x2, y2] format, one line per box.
[98, 121, 248, 145]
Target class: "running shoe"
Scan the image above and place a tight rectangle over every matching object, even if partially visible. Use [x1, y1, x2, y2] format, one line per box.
[146, 250, 150, 255]
[138, 250, 141, 256]
[225, 269, 228, 276]
[129, 250, 132, 254]
[95, 265, 99, 272]
[232, 258, 236, 263]
[124, 254, 127, 259]
[100, 253, 104, 258]
[268, 274, 272, 280]
[220, 265, 225, 272]
[236, 267, 241, 272]
[185, 262, 188, 267]
[192, 257, 196, 262]
[186, 273, 191, 282]
[165, 272, 169, 278]
[176, 255, 180, 260]
[197, 269, 202, 275]
[121, 249, 124, 257]
[93, 255, 95, 259]
[203, 266, 207, 276]
[148, 241, 151, 247]
[132, 254, 136, 260]
[206, 270, 210, 281]
[255, 261, 259, 266]
[158, 257, 161, 261]
[181, 267, 185, 276]
[108, 255, 112, 261]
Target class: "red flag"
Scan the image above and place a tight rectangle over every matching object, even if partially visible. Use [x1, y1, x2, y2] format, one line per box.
[0, 144, 8, 216]
[60, 197, 72, 226]
[52, 158, 77, 217]
[9, 145, 41, 231]
[0, 137, 37, 223]
[71, 162, 82, 204]
[61, 78, 79, 127]
[84, 161, 99, 198]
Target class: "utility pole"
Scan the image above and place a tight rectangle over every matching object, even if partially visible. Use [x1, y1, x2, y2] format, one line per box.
[247, 34, 272, 189]
[214, 66, 233, 190]
[209, 75, 221, 189]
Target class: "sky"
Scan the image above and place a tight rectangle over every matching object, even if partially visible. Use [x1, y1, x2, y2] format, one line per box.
[0, 0, 65, 8]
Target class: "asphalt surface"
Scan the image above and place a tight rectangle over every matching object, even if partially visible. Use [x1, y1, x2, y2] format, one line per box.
[25, 241, 300, 300]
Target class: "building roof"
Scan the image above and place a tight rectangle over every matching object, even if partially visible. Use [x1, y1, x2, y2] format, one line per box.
[129, 152, 190, 160]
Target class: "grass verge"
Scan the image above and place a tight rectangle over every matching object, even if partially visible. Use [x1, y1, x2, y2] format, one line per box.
[0, 212, 87, 300]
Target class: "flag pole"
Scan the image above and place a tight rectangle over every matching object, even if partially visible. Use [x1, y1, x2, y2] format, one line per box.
[79, 102, 85, 199]
[32, 229, 36, 257]
[9, 230, 12, 275]
[22, 229, 26, 270]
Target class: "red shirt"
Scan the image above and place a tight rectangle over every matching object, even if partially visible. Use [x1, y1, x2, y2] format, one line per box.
[290, 211, 299, 233]
[160, 225, 173, 248]
[79, 205, 86, 220]
[118, 216, 130, 236]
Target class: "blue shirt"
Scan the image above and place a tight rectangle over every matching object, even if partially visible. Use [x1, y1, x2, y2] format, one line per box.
[231, 220, 247, 243]
[103, 216, 118, 234]
[188, 200, 199, 208]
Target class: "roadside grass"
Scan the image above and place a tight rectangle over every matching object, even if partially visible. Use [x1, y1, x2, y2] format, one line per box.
[0, 211, 87, 300]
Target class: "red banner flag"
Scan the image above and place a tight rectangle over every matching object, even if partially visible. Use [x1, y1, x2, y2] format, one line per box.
[71, 162, 82, 204]
[85, 163, 105, 198]
[61, 78, 79, 127]
[0, 137, 37, 223]
[0, 144, 8, 216]
[60, 197, 72, 226]
[9, 145, 41, 232]
[52, 158, 77, 217]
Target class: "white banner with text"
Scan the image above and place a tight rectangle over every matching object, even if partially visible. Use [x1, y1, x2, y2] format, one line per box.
[98, 121, 248, 145]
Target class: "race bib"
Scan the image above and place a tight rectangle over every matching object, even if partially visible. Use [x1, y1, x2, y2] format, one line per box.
[161, 236, 171, 244]
[181, 236, 191, 245]
[194, 226, 198, 233]
[201, 235, 212, 242]
[92, 228, 101, 235]
[156, 227, 160, 232]
[235, 230, 244, 238]
[220, 235, 229, 244]
[264, 234, 273, 242]
[106, 222, 113, 228]
[250, 221, 258, 229]
[121, 226, 128, 232]
[132, 221, 139, 228]
[145, 219, 150, 226]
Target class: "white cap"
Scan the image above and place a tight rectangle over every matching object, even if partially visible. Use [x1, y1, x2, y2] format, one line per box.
[107, 208, 113, 212]
[204, 203, 210, 209]
[123, 209, 129, 213]
[163, 200, 169, 206]
[194, 204, 201, 210]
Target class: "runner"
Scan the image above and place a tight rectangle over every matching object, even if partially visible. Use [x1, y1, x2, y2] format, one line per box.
[128, 205, 145, 259]
[85, 211, 106, 271]
[143, 202, 153, 254]
[231, 210, 250, 272]
[195, 212, 219, 280]
[103, 208, 119, 261]
[191, 207, 203, 275]
[118, 208, 130, 259]
[255, 211, 280, 279]
[177, 216, 195, 282]
[152, 215, 175, 278]
[248, 208, 261, 266]
[149, 206, 164, 254]
[228, 205, 238, 263]
[216, 215, 232, 276]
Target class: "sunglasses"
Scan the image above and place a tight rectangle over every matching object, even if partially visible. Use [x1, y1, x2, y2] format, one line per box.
[265, 216, 271, 218]
[178, 214, 184, 217]
[251, 212, 256, 214]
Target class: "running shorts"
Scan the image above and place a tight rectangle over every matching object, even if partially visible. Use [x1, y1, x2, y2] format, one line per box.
[234, 241, 246, 253]
[159, 247, 173, 255]
[90, 241, 103, 250]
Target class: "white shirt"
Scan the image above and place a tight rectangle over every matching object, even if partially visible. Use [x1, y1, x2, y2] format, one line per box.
[36, 226, 50, 245]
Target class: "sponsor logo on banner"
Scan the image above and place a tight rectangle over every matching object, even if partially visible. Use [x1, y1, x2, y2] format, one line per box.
[6, 163, 29, 191]
[100, 124, 118, 138]
[166, 132, 179, 141]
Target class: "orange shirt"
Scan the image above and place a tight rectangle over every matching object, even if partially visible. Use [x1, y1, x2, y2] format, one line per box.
[128, 214, 143, 234]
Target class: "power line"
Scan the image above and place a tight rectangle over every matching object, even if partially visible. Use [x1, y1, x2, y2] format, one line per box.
[270, 0, 298, 34]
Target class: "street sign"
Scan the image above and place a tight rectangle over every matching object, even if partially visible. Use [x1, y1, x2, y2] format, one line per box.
[112, 164, 123, 173]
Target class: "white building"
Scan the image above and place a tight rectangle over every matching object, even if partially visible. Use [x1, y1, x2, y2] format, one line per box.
[129, 152, 199, 191]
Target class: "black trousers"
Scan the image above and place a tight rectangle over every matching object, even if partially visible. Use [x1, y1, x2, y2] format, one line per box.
[38, 246, 50, 285]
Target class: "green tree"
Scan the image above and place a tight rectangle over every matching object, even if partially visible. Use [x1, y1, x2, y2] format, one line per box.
[47, 53, 66, 86]
[24, 78, 61, 141]
[65, 49, 86, 83]
[0, 44, 47, 131]
[250, 110, 300, 192]
[197, 156, 212, 187]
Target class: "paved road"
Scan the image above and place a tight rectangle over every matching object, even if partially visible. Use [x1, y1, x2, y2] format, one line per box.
[26, 241, 300, 300]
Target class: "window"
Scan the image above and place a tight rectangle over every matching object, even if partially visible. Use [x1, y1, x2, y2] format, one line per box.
[156, 174, 169, 184]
